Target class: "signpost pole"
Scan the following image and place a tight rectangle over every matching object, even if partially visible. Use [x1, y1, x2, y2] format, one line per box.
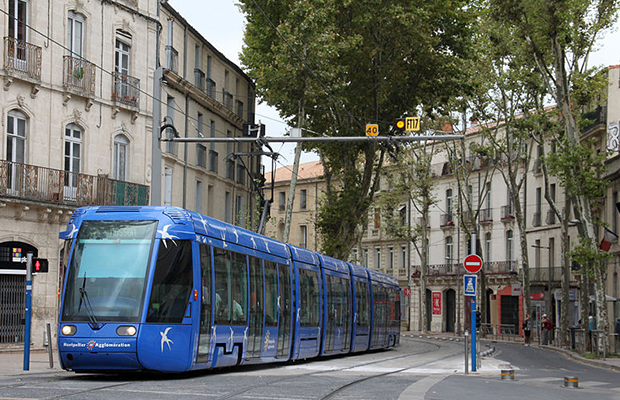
[23, 253, 32, 371]
[471, 296, 477, 372]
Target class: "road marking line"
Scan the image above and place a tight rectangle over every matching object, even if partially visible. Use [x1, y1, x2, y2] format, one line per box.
[398, 375, 446, 400]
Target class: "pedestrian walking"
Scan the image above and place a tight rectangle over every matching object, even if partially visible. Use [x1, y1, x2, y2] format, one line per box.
[523, 314, 532, 346]
[542, 314, 553, 345]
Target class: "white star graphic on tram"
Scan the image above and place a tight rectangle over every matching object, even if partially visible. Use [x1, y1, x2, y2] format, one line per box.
[160, 327, 174, 352]
[157, 224, 178, 248]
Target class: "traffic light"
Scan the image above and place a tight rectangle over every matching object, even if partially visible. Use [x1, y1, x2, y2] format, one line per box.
[33, 257, 49, 273]
[394, 118, 405, 133]
[475, 311, 481, 327]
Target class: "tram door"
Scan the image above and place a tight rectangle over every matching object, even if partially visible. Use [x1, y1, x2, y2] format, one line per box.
[247, 256, 264, 359]
[276, 262, 292, 358]
[196, 244, 212, 363]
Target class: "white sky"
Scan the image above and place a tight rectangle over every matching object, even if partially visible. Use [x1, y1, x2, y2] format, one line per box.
[168, 0, 620, 171]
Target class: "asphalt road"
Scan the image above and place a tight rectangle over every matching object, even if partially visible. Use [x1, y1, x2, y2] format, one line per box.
[0, 338, 618, 399]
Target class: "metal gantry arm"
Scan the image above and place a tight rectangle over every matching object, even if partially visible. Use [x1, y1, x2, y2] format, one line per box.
[160, 134, 465, 144]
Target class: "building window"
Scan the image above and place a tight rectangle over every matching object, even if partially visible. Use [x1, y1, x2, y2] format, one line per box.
[67, 11, 84, 57]
[197, 144, 206, 168]
[164, 167, 172, 206]
[300, 189, 307, 210]
[399, 205, 407, 226]
[7, 110, 26, 165]
[8, 0, 28, 44]
[446, 236, 453, 269]
[388, 247, 394, 270]
[374, 208, 381, 229]
[6, 110, 27, 193]
[225, 191, 231, 223]
[300, 225, 307, 248]
[506, 230, 513, 262]
[485, 232, 491, 262]
[235, 195, 245, 227]
[113, 134, 128, 181]
[195, 180, 203, 213]
[446, 189, 453, 219]
[64, 124, 82, 199]
[279, 192, 286, 211]
[114, 31, 132, 96]
[166, 96, 175, 154]
[401, 246, 407, 269]
[375, 247, 381, 270]
[363, 248, 368, 268]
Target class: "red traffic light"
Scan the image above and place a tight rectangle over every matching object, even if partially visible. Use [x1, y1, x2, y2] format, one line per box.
[32, 257, 49, 273]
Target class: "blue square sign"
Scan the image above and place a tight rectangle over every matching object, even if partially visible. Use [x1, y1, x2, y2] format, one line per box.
[464, 275, 477, 296]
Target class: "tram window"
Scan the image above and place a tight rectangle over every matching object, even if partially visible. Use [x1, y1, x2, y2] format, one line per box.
[299, 268, 319, 326]
[355, 281, 369, 327]
[146, 240, 193, 323]
[214, 248, 248, 325]
[264, 260, 278, 327]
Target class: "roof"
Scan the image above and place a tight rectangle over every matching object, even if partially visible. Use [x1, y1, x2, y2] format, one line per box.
[264, 160, 324, 184]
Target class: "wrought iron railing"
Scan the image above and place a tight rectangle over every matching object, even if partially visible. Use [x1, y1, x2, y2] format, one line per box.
[112, 71, 140, 109]
[412, 261, 518, 277]
[4, 37, 41, 81]
[0, 160, 149, 206]
[206, 78, 216, 99]
[63, 55, 96, 96]
[194, 68, 205, 92]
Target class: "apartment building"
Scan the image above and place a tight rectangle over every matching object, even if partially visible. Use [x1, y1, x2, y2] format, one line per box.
[157, 3, 258, 225]
[263, 161, 324, 250]
[0, 0, 258, 348]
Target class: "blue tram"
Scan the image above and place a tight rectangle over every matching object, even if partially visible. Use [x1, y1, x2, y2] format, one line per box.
[57, 206, 401, 373]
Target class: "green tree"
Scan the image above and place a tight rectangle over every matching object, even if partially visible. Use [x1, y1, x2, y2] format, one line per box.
[239, 0, 475, 259]
[377, 141, 437, 332]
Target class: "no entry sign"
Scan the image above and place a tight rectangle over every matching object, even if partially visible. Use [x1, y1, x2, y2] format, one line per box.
[464, 254, 482, 274]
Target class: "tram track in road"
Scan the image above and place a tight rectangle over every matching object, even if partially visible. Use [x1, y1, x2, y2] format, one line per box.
[21, 336, 453, 400]
[214, 336, 459, 400]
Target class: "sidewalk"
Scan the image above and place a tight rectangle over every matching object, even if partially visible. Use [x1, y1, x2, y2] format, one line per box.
[0, 348, 63, 378]
[404, 330, 620, 372]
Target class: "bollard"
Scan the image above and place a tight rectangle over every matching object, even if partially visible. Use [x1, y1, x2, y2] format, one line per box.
[564, 376, 579, 388]
[500, 369, 515, 380]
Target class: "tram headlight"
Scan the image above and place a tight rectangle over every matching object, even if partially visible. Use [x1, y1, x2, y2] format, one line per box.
[116, 325, 137, 336]
[61, 325, 77, 336]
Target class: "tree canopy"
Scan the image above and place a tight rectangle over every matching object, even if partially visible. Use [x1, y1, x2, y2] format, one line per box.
[239, 0, 476, 258]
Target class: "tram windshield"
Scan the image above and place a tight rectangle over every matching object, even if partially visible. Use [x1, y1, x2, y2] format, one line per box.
[62, 220, 157, 322]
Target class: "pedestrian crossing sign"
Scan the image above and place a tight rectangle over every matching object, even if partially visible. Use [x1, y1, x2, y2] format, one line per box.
[464, 275, 477, 296]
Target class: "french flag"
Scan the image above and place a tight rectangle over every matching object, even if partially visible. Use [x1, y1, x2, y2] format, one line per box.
[600, 228, 618, 252]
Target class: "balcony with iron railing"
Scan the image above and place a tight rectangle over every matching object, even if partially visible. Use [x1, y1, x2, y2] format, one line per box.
[411, 260, 518, 278]
[3, 37, 41, 82]
[440, 213, 454, 228]
[206, 78, 216, 99]
[63, 55, 96, 97]
[529, 267, 569, 284]
[209, 150, 218, 173]
[479, 208, 493, 224]
[0, 160, 149, 206]
[532, 211, 542, 227]
[501, 204, 515, 221]
[112, 72, 140, 109]
[194, 68, 205, 92]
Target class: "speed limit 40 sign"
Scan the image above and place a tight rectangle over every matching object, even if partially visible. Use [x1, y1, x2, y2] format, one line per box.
[366, 124, 379, 137]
